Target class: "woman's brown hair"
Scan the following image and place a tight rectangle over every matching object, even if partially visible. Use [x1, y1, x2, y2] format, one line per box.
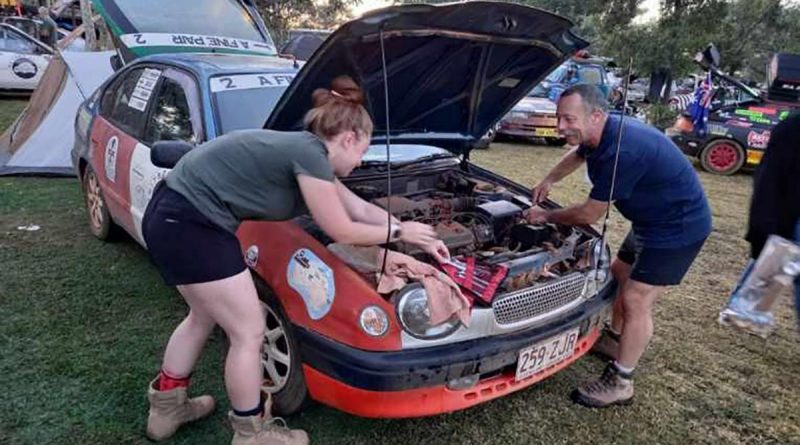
[303, 76, 374, 140]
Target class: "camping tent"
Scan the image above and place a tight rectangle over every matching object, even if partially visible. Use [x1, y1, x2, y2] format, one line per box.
[0, 50, 113, 175]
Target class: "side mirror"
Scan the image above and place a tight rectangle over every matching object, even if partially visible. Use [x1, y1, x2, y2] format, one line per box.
[151, 140, 194, 169]
[110, 54, 123, 72]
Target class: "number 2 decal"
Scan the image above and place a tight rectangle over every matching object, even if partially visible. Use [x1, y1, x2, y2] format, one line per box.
[134, 34, 146, 45]
[219, 77, 236, 89]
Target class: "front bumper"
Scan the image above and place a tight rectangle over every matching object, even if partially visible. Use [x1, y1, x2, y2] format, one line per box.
[296, 280, 616, 417]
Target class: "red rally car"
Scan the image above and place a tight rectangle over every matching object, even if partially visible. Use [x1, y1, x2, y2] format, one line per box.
[72, 2, 616, 418]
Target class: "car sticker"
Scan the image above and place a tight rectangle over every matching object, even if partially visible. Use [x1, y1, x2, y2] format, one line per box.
[209, 73, 296, 92]
[245, 245, 259, 267]
[119, 33, 276, 55]
[129, 143, 169, 243]
[10, 57, 37, 79]
[747, 130, 771, 149]
[287, 249, 335, 320]
[128, 68, 161, 112]
[707, 124, 728, 136]
[104, 136, 119, 182]
[726, 119, 753, 129]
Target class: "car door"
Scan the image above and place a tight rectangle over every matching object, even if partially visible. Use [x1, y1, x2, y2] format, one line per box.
[129, 68, 203, 244]
[90, 65, 160, 237]
[0, 24, 51, 90]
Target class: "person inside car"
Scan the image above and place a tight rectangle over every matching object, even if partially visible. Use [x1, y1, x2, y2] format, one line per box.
[140, 76, 450, 445]
[527, 84, 711, 408]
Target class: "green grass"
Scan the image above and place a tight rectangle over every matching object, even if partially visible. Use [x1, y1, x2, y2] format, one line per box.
[2, 101, 800, 443]
[1, 99, 28, 132]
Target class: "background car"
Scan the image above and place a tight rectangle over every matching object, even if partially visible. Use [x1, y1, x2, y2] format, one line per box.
[0, 23, 52, 92]
[73, 2, 616, 419]
[495, 56, 610, 146]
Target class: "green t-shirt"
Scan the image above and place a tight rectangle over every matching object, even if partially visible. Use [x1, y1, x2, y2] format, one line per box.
[166, 130, 335, 233]
[39, 17, 57, 46]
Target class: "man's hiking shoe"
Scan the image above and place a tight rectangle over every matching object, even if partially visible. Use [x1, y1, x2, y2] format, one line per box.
[571, 363, 634, 408]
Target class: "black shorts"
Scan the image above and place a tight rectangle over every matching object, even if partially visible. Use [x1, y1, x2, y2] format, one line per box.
[617, 230, 706, 286]
[142, 182, 246, 286]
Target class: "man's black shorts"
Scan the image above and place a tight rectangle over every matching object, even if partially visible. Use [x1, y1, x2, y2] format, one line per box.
[142, 182, 246, 286]
[617, 230, 707, 286]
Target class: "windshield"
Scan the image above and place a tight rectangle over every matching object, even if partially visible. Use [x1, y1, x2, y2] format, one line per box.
[711, 77, 760, 110]
[211, 73, 295, 134]
[529, 65, 566, 97]
[113, 0, 273, 49]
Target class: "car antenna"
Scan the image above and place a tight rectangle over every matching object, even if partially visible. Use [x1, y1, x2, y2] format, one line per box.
[378, 27, 392, 282]
[595, 57, 633, 282]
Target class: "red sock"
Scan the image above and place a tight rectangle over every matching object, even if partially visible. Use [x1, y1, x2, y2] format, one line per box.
[158, 369, 191, 391]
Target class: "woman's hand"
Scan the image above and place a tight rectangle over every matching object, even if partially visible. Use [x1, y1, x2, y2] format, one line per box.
[421, 240, 451, 263]
[397, 222, 451, 262]
[398, 221, 439, 246]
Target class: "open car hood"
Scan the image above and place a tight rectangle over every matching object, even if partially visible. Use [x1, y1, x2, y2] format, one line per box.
[91, 0, 275, 63]
[265, 2, 587, 156]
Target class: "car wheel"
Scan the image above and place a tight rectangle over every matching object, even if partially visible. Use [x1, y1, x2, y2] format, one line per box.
[700, 139, 745, 175]
[253, 274, 310, 416]
[82, 165, 117, 240]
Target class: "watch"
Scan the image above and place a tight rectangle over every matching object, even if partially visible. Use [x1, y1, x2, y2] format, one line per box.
[390, 223, 402, 242]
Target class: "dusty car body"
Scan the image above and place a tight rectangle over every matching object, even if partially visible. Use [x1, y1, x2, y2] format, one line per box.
[73, 2, 616, 418]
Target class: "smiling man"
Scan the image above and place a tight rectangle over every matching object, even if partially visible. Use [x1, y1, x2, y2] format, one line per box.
[526, 84, 712, 408]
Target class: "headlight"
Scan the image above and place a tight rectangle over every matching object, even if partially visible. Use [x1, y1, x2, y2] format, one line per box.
[585, 239, 612, 296]
[395, 284, 461, 339]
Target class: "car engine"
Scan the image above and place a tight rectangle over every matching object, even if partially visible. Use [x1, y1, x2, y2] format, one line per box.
[296, 170, 600, 294]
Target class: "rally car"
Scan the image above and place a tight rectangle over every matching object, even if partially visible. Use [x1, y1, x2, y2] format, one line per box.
[72, 2, 616, 418]
[0, 23, 52, 92]
[669, 49, 800, 175]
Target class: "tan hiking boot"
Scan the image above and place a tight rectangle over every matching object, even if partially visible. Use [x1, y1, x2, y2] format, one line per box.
[229, 394, 309, 445]
[590, 327, 620, 361]
[571, 363, 634, 408]
[146, 377, 216, 441]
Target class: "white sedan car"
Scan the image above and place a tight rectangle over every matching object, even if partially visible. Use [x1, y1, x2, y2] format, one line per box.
[0, 23, 52, 92]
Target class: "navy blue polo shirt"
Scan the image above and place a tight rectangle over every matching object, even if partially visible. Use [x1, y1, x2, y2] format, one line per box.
[577, 114, 712, 248]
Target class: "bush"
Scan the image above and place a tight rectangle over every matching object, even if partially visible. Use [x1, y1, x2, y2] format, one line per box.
[644, 103, 679, 131]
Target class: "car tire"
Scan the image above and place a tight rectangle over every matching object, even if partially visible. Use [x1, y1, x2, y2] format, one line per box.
[82, 165, 117, 240]
[252, 273, 310, 416]
[700, 139, 745, 175]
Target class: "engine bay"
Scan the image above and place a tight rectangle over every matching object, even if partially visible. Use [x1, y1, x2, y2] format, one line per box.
[297, 168, 601, 294]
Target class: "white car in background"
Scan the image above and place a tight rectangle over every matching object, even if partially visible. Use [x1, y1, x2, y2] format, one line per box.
[0, 23, 52, 92]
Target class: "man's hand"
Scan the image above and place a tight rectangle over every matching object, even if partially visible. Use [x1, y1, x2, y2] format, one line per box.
[524, 205, 549, 224]
[531, 180, 553, 204]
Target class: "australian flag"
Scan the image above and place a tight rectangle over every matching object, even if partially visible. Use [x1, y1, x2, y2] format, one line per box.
[690, 71, 713, 136]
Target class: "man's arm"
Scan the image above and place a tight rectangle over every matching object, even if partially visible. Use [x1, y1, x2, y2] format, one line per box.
[531, 146, 586, 203]
[526, 198, 608, 226]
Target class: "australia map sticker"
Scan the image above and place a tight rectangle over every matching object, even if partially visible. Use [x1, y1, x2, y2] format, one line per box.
[287, 249, 335, 320]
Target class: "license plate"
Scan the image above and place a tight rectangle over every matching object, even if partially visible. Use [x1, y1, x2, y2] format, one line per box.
[515, 328, 579, 381]
[533, 127, 558, 137]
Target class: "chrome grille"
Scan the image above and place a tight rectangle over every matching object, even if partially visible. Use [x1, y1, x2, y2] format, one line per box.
[492, 273, 586, 325]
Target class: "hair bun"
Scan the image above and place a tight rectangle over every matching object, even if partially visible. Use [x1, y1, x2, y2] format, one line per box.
[311, 75, 364, 107]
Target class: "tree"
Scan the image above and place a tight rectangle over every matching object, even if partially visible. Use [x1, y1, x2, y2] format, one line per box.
[254, 0, 361, 46]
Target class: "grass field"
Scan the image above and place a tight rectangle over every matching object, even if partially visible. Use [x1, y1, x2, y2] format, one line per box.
[2, 100, 800, 445]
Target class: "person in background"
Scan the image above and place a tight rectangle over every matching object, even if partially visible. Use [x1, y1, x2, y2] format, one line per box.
[527, 84, 711, 408]
[37, 7, 57, 47]
[731, 112, 800, 325]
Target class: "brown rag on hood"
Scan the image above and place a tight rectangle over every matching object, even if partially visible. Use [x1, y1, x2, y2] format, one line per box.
[327, 244, 471, 326]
